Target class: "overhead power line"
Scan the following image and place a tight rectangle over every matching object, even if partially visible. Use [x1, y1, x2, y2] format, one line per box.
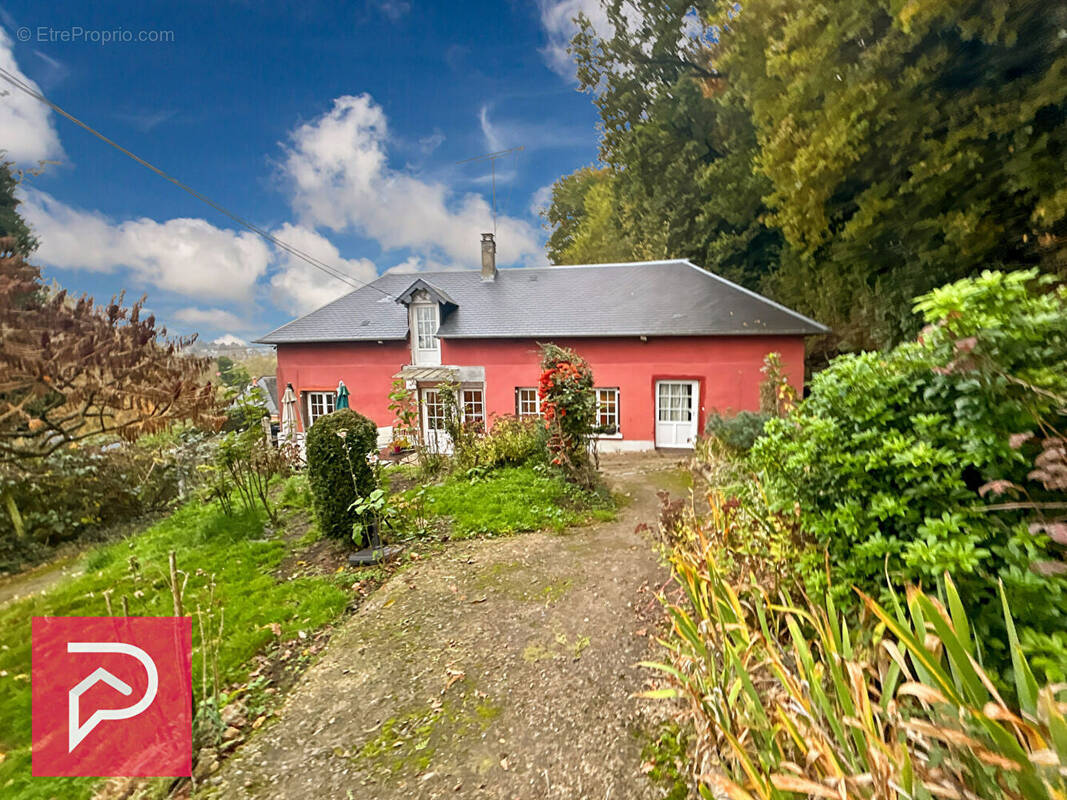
[0, 65, 392, 297]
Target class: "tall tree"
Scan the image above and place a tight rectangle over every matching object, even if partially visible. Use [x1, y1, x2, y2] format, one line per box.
[552, 0, 1067, 356]
[561, 0, 781, 289]
[720, 0, 1067, 348]
[544, 166, 632, 264]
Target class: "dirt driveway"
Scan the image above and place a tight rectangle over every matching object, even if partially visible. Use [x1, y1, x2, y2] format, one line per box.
[207, 454, 684, 800]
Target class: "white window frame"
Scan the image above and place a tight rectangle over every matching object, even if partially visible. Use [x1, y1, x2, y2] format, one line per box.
[516, 387, 541, 418]
[462, 387, 485, 425]
[422, 388, 446, 430]
[411, 302, 441, 366]
[306, 391, 336, 427]
[594, 387, 621, 438]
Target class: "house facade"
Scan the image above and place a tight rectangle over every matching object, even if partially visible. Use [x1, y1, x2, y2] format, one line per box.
[257, 235, 828, 451]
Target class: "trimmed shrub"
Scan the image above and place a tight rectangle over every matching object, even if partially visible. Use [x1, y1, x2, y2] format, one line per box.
[305, 409, 379, 542]
[704, 410, 770, 453]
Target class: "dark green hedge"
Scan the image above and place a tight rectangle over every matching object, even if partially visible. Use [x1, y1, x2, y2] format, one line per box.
[305, 409, 378, 542]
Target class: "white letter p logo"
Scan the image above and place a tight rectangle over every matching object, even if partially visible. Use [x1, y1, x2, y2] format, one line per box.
[67, 642, 159, 752]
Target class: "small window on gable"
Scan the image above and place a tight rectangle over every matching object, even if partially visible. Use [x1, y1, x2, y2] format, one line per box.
[516, 387, 540, 418]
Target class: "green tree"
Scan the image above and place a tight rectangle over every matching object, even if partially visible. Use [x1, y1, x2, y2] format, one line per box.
[556, 0, 1067, 356]
[544, 166, 631, 264]
[0, 160, 38, 258]
[720, 0, 1067, 349]
[563, 0, 781, 289]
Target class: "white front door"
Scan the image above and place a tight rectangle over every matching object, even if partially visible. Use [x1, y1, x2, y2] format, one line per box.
[420, 388, 452, 454]
[655, 381, 699, 448]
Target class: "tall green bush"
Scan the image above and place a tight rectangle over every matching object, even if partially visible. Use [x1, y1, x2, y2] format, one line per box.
[305, 409, 379, 543]
[751, 270, 1067, 681]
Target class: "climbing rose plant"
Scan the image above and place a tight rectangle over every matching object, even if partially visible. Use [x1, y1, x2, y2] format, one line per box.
[538, 343, 596, 484]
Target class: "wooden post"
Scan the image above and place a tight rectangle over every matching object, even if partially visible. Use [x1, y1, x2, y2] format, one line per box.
[169, 551, 183, 617]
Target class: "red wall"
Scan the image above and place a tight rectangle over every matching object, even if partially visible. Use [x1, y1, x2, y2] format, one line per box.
[275, 335, 806, 440]
[276, 340, 410, 430]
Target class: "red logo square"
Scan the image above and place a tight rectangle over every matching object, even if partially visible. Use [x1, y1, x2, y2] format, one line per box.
[32, 616, 192, 777]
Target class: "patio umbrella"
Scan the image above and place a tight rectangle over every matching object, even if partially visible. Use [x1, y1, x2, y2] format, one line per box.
[281, 383, 298, 441]
[335, 379, 350, 410]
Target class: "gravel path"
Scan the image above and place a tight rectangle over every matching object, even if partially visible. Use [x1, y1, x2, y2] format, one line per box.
[206, 454, 681, 800]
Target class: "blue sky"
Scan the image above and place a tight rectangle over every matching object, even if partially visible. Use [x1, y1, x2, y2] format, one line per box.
[0, 0, 606, 343]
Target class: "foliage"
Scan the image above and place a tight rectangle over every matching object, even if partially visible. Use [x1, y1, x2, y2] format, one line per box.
[0, 493, 349, 800]
[648, 489, 1067, 799]
[438, 377, 484, 471]
[539, 343, 598, 485]
[212, 427, 294, 527]
[0, 428, 215, 573]
[473, 415, 547, 470]
[216, 355, 251, 389]
[0, 237, 222, 462]
[412, 466, 614, 539]
[567, 2, 781, 290]
[758, 351, 796, 417]
[543, 166, 632, 265]
[305, 409, 379, 543]
[704, 410, 770, 454]
[387, 377, 419, 451]
[751, 270, 1067, 680]
[0, 161, 37, 257]
[558, 0, 1067, 357]
[723, 0, 1067, 350]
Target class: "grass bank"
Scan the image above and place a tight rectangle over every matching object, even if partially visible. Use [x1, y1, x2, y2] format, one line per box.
[0, 486, 352, 800]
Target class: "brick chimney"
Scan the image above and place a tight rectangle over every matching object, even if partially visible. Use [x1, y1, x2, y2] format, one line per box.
[480, 232, 497, 282]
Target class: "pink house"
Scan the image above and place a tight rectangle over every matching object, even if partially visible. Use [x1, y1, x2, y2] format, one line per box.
[257, 234, 828, 451]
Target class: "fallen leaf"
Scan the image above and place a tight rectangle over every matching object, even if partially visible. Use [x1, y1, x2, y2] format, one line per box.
[252, 715, 266, 729]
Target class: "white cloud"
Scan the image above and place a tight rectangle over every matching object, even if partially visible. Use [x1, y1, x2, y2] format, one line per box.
[212, 333, 248, 346]
[268, 222, 378, 315]
[537, 0, 614, 78]
[479, 105, 505, 152]
[529, 183, 554, 218]
[371, 0, 411, 21]
[0, 26, 64, 164]
[173, 307, 246, 330]
[478, 103, 589, 154]
[20, 189, 273, 301]
[282, 94, 543, 268]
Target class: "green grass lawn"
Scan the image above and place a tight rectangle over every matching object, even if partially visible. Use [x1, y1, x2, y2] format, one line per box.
[0, 466, 613, 798]
[415, 466, 615, 538]
[0, 491, 350, 800]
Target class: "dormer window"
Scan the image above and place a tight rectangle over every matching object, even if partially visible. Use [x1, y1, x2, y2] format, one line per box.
[412, 301, 441, 365]
[395, 278, 455, 367]
[415, 304, 439, 352]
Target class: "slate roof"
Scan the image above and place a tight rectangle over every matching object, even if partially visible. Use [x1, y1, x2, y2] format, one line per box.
[256, 260, 829, 344]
